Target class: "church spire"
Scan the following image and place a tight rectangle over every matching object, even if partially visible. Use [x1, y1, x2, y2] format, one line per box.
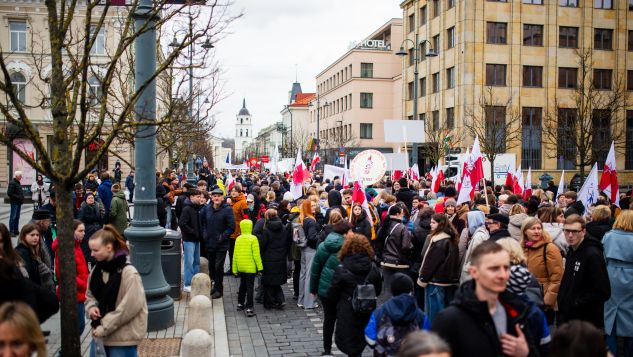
[242, 98, 246, 109]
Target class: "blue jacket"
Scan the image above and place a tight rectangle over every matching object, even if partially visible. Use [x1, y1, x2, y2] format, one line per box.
[201, 202, 235, 252]
[97, 179, 113, 214]
[604, 229, 633, 336]
[519, 294, 551, 356]
[125, 175, 135, 191]
[365, 293, 429, 348]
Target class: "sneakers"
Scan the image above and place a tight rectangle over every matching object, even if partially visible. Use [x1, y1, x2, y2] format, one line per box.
[297, 303, 304, 309]
[211, 291, 223, 299]
[236, 304, 245, 311]
[183, 286, 191, 293]
[245, 309, 256, 317]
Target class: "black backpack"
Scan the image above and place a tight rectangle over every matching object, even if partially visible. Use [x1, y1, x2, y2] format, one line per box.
[374, 311, 421, 356]
[351, 268, 377, 314]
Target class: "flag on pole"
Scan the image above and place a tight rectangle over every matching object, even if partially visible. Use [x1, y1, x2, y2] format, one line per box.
[470, 136, 484, 186]
[226, 171, 235, 192]
[225, 152, 231, 165]
[505, 167, 514, 188]
[513, 167, 524, 195]
[555, 171, 565, 203]
[456, 171, 474, 205]
[523, 167, 533, 200]
[599, 141, 620, 207]
[352, 167, 373, 224]
[409, 164, 420, 181]
[290, 149, 306, 200]
[433, 167, 444, 193]
[578, 163, 600, 214]
[392, 170, 404, 182]
[310, 152, 320, 172]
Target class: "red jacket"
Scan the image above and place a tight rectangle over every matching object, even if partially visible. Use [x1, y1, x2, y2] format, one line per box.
[52, 238, 89, 303]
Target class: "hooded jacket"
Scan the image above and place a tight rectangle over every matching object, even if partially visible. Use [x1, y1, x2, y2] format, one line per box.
[325, 190, 347, 222]
[542, 222, 567, 256]
[523, 235, 564, 307]
[52, 238, 89, 303]
[352, 210, 372, 240]
[431, 280, 539, 357]
[201, 202, 235, 251]
[419, 232, 460, 286]
[508, 213, 528, 241]
[108, 191, 128, 235]
[310, 231, 344, 298]
[260, 217, 290, 286]
[232, 220, 263, 274]
[97, 178, 113, 213]
[412, 215, 432, 266]
[585, 220, 611, 242]
[557, 236, 611, 328]
[230, 193, 248, 239]
[179, 198, 202, 243]
[396, 187, 417, 212]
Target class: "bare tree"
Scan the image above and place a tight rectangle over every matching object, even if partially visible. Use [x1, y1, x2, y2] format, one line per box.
[542, 49, 627, 179]
[420, 119, 466, 170]
[0, 1, 238, 355]
[318, 114, 359, 165]
[463, 86, 523, 181]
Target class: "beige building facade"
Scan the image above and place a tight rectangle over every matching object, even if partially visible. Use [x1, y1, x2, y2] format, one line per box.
[310, 19, 403, 165]
[400, 0, 633, 183]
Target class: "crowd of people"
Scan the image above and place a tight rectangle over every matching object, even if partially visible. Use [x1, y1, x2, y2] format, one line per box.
[3, 162, 633, 357]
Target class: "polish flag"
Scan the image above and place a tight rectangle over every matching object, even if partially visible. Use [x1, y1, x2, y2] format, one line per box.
[392, 170, 404, 182]
[352, 168, 373, 225]
[226, 171, 235, 192]
[408, 164, 420, 181]
[434, 167, 445, 193]
[599, 141, 620, 207]
[513, 167, 524, 195]
[523, 167, 533, 200]
[555, 171, 565, 203]
[290, 149, 307, 200]
[505, 167, 514, 188]
[456, 170, 474, 205]
[310, 152, 320, 172]
[470, 136, 484, 187]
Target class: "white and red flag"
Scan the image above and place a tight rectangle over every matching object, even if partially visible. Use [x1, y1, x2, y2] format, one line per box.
[392, 170, 404, 182]
[599, 141, 620, 207]
[523, 167, 533, 200]
[226, 171, 235, 192]
[290, 149, 307, 200]
[352, 168, 373, 224]
[433, 167, 444, 193]
[408, 164, 420, 181]
[456, 170, 474, 205]
[513, 167, 524, 195]
[470, 136, 484, 186]
[310, 152, 320, 172]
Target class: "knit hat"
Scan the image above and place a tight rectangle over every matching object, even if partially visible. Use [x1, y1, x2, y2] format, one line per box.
[507, 264, 531, 295]
[32, 209, 51, 221]
[444, 198, 457, 208]
[444, 186, 457, 198]
[391, 273, 414, 296]
[246, 194, 255, 203]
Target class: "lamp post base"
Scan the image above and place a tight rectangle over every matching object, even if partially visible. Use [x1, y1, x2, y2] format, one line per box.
[147, 296, 175, 331]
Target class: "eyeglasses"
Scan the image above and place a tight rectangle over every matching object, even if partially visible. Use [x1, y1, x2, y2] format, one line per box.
[563, 229, 583, 235]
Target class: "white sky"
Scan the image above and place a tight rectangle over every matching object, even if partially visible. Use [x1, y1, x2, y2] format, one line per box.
[210, 0, 403, 138]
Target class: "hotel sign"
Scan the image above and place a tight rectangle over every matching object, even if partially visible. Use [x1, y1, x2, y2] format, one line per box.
[349, 39, 389, 50]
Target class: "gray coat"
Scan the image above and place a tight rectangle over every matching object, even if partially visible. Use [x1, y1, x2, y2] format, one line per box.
[604, 229, 633, 336]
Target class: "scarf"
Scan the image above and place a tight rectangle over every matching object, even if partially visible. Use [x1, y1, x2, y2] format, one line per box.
[89, 253, 128, 327]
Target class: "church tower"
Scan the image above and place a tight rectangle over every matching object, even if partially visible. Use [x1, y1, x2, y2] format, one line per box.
[235, 98, 253, 161]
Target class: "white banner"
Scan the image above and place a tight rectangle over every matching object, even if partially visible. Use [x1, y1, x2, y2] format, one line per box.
[384, 153, 409, 171]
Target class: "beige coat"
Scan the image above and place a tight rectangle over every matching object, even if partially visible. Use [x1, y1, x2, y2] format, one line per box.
[86, 265, 148, 346]
[523, 235, 564, 308]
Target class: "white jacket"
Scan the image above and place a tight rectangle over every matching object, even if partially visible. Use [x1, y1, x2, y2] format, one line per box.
[30, 182, 50, 203]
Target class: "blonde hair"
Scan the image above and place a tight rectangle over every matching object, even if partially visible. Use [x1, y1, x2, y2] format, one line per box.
[496, 238, 526, 264]
[0, 302, 46, 357]
[591, 205, 611, 223]
[509, 204, 525, 216]
[266, 190, 276, 202]
[613, 210, 633, 232]
[520, 217, 550, 243]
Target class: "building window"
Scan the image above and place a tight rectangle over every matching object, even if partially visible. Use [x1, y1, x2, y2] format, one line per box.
[88, 76, 102, 105]
[487, 22, 507, 44]
[90, 25, 106, 55]
[420, 77, 427, 97]
[446, 108, 455, 129]
[245, 129, 248, 137]
[408, 13, 415, 33]
[420, 6, 427, 25]
[629, 31, 633, 51]
[360, 93, 373, 108]
[593, 69, 612, 90]
[522, 107, 542, 169]
[626, 111, 633, 169]
[630, 0, 633, 10]
[240, 129, 243, 137]
[432, 111, 440, 130]
[524, 24, 543, 46]
[558, 67, 578, 88]
[523, 66, 543, 87]
[447, 27, 455, 49]
[10, 72, 26, 103]
[360, 63, 373, 78]
[432, 72, 440, 93]
[557, 108, 577, 169]
[408, 81, 415, 100]
[433, 0, 440, 17]
[592, 110, 611, 167]
[594, 0, 612, 8]
[488, 0, 508, 2]
[448, 0, 455, 8]
[433, 35, 440, 54]
[447, 67, 455, 89]
[560, 0, 578, 6]
[408, 48, 415, 66]
[486, 64, 506, 86]
[419, 113, 426, 122]
[594, 29, 613, 50]
[628, 70, 633, 91]
[485, 106, 506, 152]
[9, 21, 27, 52]
[523, 0, 543, 3]
[360, 123, 373, 139]
[559, 26, 579, 48]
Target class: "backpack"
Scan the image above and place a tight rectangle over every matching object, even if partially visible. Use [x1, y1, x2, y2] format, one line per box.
[351, 268, 377, 314]
[292, 222, 307, 248]
[374, 312, 421, 357]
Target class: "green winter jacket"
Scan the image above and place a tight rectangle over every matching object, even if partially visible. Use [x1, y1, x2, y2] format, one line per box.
[310, 232, 344, 298]
[232, 220, 263, 274]
[109, 191, 129, 235]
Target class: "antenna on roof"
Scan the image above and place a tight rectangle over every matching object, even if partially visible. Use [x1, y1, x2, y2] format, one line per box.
[295, 64, 298, 82]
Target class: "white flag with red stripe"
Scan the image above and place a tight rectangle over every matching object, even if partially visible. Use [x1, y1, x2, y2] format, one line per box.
[290, 149, 306, 200]
[470, 136, 484, 186]
[352, 167, 373, 225]
[310, 152, 320, 172]
[226, 171, 235, 191]
[599, 141, 620, 207]
[408, 164, 420, 181]
[456, 170, 474, 205]
[513, 166, 524, 195]
[523, 167, 533, 200]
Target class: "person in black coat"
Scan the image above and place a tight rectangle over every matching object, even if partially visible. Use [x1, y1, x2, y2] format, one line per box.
[77, 193, 103, 265]
[350, 204, 372, 241]
[156, 177, 167, 227]
[411, 207, 434, 308]
[325, 190, 347, 222]
[327, 234, 382, 357]
[7, 172, 24, 236]
[395, 177, 417, 212]
[260, 210, 290, 309]
[179, 190, 204, 290]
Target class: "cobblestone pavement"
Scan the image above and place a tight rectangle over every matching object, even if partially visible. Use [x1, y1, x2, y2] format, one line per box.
[223, 275, 372, 357]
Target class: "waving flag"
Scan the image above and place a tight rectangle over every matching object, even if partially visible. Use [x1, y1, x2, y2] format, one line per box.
[408, 164, 420, 181]
[555, 171, 565, 203]
[352, 167, 373, 225]
[523, 167, 533, 200]
[456, 171, 474, 205]
[578, 163, 600, 214]
[505, 168, 514, 188]
[470, 136, 484, 186]
[310, 152, 320, 172]
[290, 149, 306, 199]
[226, 171, 235, 192]
[225, 152, 231, 165]
[513, 167, 524, 195]
[599, 141, 620, 207]
[433, 167, 444, 193]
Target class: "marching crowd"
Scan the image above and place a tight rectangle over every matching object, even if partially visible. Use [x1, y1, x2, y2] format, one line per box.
[2, 162, 633, 357]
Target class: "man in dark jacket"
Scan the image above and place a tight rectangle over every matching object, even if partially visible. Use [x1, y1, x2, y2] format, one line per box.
[125, 170, 135, 203]
[324, 189, 347, 222]
[557, 214, 611, 328]
[396, 177, 417, 211]
[7, 171, 24, 236]
[180, 189, 204, 292]
[432, 241, 535, 357]
[201, 188, 235, 299]
[486, 213, 512, 241]
[97, 172, 113, 220]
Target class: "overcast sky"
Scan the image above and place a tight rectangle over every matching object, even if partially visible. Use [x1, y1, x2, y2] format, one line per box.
[210, 0, 403, 138]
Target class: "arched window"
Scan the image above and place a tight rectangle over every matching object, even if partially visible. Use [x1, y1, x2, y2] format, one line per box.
[245, 129, 248, 137]
[240, 129, 243, 137]
[241, 118, 243, 124]
[10, 72, 26, 103]
[88, 77, 102, 105]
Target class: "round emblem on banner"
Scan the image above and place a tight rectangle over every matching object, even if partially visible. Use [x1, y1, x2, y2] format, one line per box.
[350, 150, 387, 186]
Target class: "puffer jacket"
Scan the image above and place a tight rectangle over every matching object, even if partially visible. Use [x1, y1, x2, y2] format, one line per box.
[508, 213, 528, 241]
[310, 231, 344, 298]
[230, 193, 248, 239]
[232, 220, 263, 274]
[380, 218, 413, 268]
[419, 232, 460, 287]
[85, 264, 148, 346]
[523, 236, 564, 308]
[53, 238, 89, 302]
[179, 198, 202, 243]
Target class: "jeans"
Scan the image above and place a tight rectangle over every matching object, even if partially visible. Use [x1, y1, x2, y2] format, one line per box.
[9, 203, 21, 235]
[165, 206, 172, 229]
[183, 241, 200, 286]
[606, 320, 633, 357]
[320, 296, 337, 354]
[78, 302, 86, 335]
[425, 284, 456, 324]
[298, 247, 316, 308]
[238, 273, 256, 308]
[207, 250, 227, 294]
[90, 341, 137, 357]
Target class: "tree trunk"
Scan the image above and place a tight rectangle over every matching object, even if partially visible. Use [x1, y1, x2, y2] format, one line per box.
[56, 183, 81, 356]
[579, 164, 586, 186]
[489, 157, 495, 183]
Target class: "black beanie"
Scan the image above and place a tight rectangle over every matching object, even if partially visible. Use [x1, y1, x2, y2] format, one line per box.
[391, 273, 414, 296]
[444, 186, 457, 198]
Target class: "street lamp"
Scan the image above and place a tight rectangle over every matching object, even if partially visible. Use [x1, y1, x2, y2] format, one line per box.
[396, 34, 437, 168]
[309, 96, 328, 162]
[284, 104, 293, 156]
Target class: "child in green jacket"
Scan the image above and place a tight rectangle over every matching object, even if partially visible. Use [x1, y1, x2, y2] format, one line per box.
[232, 219, 263, 317]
